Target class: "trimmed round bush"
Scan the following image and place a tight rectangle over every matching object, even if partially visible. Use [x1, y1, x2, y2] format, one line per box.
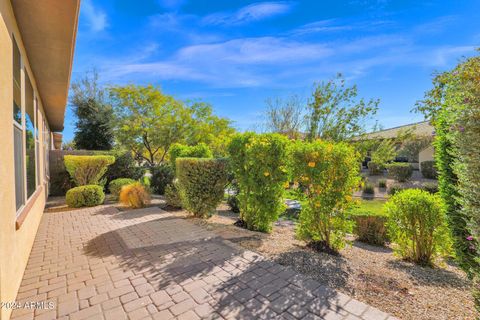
[386, 163, 413, 182]
[353, 213, 388, 246]
[109, 178, 136, 198]
[169, 143, 213, 171]
[385, 189, 451, 265]
[422, 182, 439, 194]
[420, 160, 437, 179]
[165, 183, 182, 208]
[367, 161, 383, 175]
[119, 182, 150, 209]
[64, 155, 115, 186]
[176, 158, 228, 218]
[66, 185, 105, 208]
[150, 163, 174, 195]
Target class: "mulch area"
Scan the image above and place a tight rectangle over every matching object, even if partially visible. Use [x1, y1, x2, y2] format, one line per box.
[172, 204, 476, 320]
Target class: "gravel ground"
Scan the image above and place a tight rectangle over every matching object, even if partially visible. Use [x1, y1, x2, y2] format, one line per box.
[178, 204, 476, 320]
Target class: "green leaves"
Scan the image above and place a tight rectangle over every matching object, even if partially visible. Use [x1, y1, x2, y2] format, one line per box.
[228, 133, 290, 232]
[109, 86, 234, 165]
[64, 155, 115, 186]
[385, 189, 451, 266]
[289, 140, 360, 252]
[305, 73, 379, 142]
[176, 158, 228, 218]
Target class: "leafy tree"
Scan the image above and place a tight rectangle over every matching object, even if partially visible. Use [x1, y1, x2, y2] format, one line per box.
[370, 139, 397, 168]
[184, 102, 235, 156]
[306, 74, 379, 141]
[110, 85, 191, 166]
[264, 95, 304, 139]
[110, 86, 234, 165]
[70, 70, 114, 150]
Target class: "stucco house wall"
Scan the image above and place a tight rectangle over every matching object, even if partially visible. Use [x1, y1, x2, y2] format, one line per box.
[0, 1, 78, 318]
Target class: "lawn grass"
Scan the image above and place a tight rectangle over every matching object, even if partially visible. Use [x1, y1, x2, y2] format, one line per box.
[349, 199, 387, 216]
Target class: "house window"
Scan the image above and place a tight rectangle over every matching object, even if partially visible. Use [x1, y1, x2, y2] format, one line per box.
[25, 72, 37, 198]
[43, 119, 50, 179]
[13, 37, 24, 211]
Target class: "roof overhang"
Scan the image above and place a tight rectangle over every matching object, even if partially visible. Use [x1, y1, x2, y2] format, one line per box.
[11, 0, 80, 132]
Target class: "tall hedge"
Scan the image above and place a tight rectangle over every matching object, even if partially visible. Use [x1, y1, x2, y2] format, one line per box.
[64, 155, 115, 186]
[169, 143, 212, 171]
[176, 158, 228, 218]
[289, 140, 361, 251]
[228, 133, 289, 232]
[417, 53, 480, 310]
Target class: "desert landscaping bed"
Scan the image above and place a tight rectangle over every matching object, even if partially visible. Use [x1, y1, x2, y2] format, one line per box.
[170, 204, 475, 320]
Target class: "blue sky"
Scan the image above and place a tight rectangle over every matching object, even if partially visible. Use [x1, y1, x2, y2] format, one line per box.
[64, 0, 480, 141]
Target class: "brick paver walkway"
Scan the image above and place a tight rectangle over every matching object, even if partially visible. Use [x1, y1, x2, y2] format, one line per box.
[11, 205, 396, 320]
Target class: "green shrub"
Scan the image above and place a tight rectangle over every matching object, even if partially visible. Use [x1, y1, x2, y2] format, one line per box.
[105, 151, 143, 184]
[420, 160, 437, 179]
[169, 143, 213, 171]
[289, 140, 361, 252]
[367, 161, 383, 175]
[362, 182, 375, 195]
[228, 133, 289, 232]
[417, 55, 480, 309]
[109, 178, 136, 198]
[386, 163, 413, 182]
[227, 195, 240, 213]
[385, 189, 451, 265]
[66, 185, 105, 208]
[165, 183, 182, 208]
[64, 155, 115, 186]
[176, 158, 228, 218]
[422, 182, 439, 194]
[378, 179, 387, 188]
[150, 163, 174, 195]
[388, 184, 407, 196]
[353, 212, 388, 246]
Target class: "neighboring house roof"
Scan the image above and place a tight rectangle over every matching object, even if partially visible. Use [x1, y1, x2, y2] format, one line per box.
[11, 0, 80, 132]
[354, 121, 434, 141]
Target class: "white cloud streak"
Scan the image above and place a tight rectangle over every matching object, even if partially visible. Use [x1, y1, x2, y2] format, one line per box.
[81, 0, 108, 32]
[203, 2, 294, 25]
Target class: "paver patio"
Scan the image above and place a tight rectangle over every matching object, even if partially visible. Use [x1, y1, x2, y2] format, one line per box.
[11, 204, 396, 320]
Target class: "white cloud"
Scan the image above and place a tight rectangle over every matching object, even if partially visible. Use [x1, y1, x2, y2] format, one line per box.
[81, 0, 108, 32]
[203, 2, 294, 26]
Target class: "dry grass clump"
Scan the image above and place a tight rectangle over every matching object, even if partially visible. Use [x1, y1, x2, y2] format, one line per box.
[119, 182, 150, 208]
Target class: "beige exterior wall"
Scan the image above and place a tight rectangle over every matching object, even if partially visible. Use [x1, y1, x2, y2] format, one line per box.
[0, 2, 51, 319]
[419, 145, 435, 164]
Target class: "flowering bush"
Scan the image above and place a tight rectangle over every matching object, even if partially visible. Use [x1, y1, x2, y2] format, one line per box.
[176, 158, 228, 218]
[385, 189, 451, 265]
[228, 133, 289, 232]
[289, 140, 361, 252]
